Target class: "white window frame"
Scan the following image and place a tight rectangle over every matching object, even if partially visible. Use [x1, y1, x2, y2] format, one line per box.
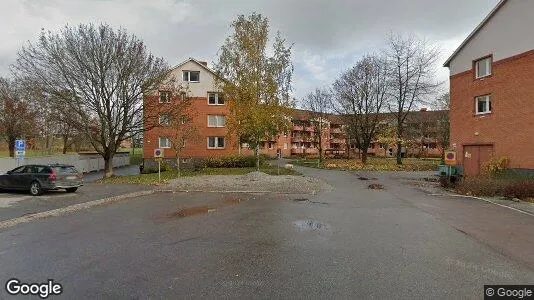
[475, 57, 492, 79]
[207, 137, 225, 149]
[207, 115, 226, 128]
[208, 92, 225, 105]
[475, 95, 492, 115]
[159, 137, 171, 149]
[159, 91, 171, 103]
[159, 114, 172, 126]
[283, 143, 288, 150]
[183, 71, 200, 83]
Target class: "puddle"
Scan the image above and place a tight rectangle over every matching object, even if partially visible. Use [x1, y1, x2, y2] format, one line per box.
[161, 196, 246, 219]
[294, 219, 327, 230]
[223, 196, 247, 205]
[368, 183, 385, 190]
[293, 198, 309, 202]
[166, 206, 216, 218]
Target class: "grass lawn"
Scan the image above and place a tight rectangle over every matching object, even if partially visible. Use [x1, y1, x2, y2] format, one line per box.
[292, 157, 441, 172]
[98, 165, 300, 185]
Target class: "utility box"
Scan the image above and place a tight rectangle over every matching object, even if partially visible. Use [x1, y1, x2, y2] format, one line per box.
[438, 164, 464, 182]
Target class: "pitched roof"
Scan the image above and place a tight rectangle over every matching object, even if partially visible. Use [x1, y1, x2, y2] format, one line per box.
[170, 57, 220, 78]
[443, 0, 507, 67]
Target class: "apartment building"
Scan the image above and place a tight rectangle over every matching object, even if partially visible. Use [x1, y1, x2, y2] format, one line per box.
[444, 0, 534, 175]
[143, 58, 446, 167]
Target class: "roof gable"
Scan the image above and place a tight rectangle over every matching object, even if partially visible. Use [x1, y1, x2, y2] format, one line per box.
[444, 0, 507, 67]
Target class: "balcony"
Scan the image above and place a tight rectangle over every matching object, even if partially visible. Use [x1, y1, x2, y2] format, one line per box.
[330, 138, 345, 144]
[331, 128, 342, 133]
[292, 137, 304, 142]
[293, 125, 304, 131]
[305, 126, 316, 132]
[291, 148, 304, 154]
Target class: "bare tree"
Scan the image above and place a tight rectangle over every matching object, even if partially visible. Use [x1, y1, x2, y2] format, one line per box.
[165, 89, 199, 177]
[303, 88, 331, 164]
[333, 55, 388, 163]
[385, 33, 441, 164]
[432, 92, 450, 160]
[13, 23, 172, 177]
[0, 77, 38, 157]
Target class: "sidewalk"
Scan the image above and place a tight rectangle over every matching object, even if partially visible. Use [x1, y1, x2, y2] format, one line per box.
[83, 164, 140, 183]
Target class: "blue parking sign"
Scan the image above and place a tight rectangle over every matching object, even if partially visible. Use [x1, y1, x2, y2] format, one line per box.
[15, 140, 25, 150]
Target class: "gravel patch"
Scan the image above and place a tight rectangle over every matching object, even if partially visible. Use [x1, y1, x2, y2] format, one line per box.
[161, 172, 330, 194]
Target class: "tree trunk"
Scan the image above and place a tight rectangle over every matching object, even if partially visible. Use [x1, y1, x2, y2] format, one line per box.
[8, 137, 15, 158]
[396, 141, 403, 165]
[361, 148, 368, 164]
[176, 155, 181, 177]
[254, 145, 260, 171]
[103, 152, 114, 178]
[62, 135, 69, 154]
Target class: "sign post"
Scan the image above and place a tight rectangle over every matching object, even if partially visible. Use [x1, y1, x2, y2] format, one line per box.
[15, 139, 26, 166]
[154, 148, 164, 183]
[444, 150, 457, 181]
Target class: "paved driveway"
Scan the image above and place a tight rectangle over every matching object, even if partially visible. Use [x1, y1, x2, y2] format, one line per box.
[0, 166, 532, 299]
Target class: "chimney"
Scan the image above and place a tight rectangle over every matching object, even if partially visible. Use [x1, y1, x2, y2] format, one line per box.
[420, 107, 427, 112]
[198, 61, 208, 67]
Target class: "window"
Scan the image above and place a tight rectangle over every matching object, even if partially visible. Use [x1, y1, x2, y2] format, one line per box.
[182, 158, 190, 163]
[159, 114, 172, 126]
[241, 143, 249, 149]
[181, 116, 188, 125]
[208, 93, 224, 105]
[183, 71, 200, 82]
[159, 91, 171, 103]
[208, 137, 225, 149]
[268, 142, 275, 149]
[159, 137, 171, 148]
[475, 57, 492, 78]
[476, 95, 492, 114]
[350, 144, 356, 149]
[207, 115, 226, 127]
[283, 143, 288, 150]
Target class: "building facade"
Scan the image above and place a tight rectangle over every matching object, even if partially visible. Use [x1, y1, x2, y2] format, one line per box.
[444, 0, 534, 175]
[143, 58, 445, 168]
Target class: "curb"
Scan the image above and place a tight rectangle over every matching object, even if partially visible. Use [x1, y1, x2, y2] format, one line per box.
[155, 189, 316, 195]
[0, 190, 155, 230]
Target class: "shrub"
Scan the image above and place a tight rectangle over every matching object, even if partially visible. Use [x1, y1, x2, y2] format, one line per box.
[204, 155, 267, 168]
[454, 176, 534, 200]
[502, 180, 534, 199]
[482, 156, 510, 176]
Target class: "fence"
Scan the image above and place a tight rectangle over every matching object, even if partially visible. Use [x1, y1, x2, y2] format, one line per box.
[0, 152, 130, 174]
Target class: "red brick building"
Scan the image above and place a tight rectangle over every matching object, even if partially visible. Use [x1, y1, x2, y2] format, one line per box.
[444, 0, 534, 175]
[143, 58, 445, 167]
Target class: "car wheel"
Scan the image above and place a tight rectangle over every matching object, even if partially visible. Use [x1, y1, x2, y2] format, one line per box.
[30, 181, 43, 196]
[65, 187, 78, 193]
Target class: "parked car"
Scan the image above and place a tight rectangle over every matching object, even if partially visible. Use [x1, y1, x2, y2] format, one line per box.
[0, 164, 84, 196]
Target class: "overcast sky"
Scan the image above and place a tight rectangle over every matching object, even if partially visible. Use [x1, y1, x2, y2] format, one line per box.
[1, 0, 499, 106]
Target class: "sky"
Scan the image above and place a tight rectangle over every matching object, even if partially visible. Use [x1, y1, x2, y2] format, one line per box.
[0, 0, 500, 107]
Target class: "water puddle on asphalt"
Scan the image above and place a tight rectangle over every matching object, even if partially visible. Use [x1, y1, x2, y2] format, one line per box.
[163, 195, 247, 219]
[166, 206, 216, 218]
[293, 219, 327, 231]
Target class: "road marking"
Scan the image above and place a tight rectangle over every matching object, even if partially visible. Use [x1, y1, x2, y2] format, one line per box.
[0, 190, 154, 230]
[442, 194, 534, 218]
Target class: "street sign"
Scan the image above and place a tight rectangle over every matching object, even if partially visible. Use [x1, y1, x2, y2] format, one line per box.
[15, 150, 26, 158]
[15, 140, 25, 151]
[154, 148, 164, 158]
[444, 150, 457, 166]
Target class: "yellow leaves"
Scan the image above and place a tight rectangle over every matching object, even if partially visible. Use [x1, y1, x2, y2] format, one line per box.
[322, 158, 438, 172]
[482, 156, 511, 176]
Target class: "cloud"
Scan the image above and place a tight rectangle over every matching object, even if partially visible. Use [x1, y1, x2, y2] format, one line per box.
[0, 0, 501, 100]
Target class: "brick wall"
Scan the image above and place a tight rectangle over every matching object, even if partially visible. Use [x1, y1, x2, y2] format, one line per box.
[450, 49, 534, 170]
